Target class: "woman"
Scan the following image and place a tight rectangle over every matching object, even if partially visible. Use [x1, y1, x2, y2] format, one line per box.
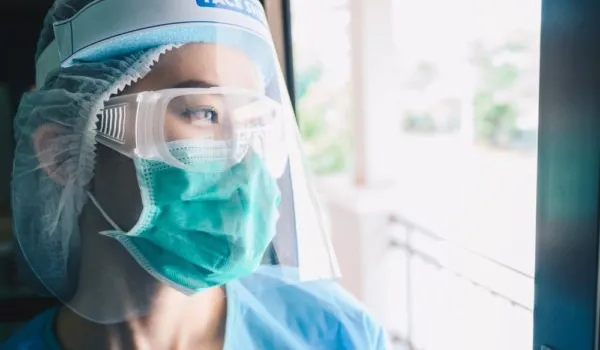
[2, 0, 387, 349]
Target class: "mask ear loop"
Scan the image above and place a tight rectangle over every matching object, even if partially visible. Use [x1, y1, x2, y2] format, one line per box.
[78, 45, 182, 238]
[86, 190, 124, 232]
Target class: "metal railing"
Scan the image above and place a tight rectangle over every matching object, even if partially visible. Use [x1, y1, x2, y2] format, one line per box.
[386, 214, 534, 350]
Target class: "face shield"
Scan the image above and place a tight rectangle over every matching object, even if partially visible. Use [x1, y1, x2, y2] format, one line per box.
[14, 0, 340, 324]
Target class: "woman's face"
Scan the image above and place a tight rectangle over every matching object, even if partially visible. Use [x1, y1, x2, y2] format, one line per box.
[91, 43, 264, 230]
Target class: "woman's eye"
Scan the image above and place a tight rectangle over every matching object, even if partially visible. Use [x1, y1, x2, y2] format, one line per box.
[180, 106, 219, 124]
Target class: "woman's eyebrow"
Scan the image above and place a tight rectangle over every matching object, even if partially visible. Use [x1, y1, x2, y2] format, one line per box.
[171, 79, 220, 89]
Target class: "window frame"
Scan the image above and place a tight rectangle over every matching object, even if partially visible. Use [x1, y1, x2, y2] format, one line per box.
[534, 0, 600, 349]
[264, 0, 296, 111]
[285, 0, 600, 348]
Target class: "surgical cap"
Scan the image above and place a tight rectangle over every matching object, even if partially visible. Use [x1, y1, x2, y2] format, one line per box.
[13, 0, 177, 296]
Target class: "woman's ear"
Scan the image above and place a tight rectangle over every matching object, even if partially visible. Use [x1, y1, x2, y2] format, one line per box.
[32, 123, 69, 185]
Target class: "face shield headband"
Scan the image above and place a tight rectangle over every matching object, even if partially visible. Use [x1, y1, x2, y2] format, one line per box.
[35, 0, 273, 88]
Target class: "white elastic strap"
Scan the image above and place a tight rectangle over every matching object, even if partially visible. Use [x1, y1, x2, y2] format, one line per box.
[86, 190, 123, 232]
[35, 40, 61, 88]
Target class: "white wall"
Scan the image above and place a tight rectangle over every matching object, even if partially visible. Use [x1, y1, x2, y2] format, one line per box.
[318, 176, 399, 325]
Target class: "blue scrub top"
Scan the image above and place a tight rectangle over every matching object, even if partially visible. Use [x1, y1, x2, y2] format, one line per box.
[1, 274, 388, 350]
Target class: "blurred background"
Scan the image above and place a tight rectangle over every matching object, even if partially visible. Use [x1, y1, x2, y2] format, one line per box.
[291, 0, 540, 349]
[0, 0, 541, 348]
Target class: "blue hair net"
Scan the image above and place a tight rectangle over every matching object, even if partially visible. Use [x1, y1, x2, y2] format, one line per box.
[13, 45, 174, 296]
[11, 0, 179, 300]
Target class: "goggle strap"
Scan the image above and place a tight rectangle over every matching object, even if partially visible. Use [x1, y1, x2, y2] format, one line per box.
[97, 104, 128, 144]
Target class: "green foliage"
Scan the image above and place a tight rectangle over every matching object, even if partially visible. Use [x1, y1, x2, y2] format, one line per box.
[487, 64, 520, 90]
[402, 111, 436, 132]
[297, 96, 351, 175]
[298, 103, 326, 141]
[294, 61, 352, 175]
[295, 64, 324, 101]
[306, 135, 351, 175]
[474, 93, 518, 146]
[470, 38, 527, 146]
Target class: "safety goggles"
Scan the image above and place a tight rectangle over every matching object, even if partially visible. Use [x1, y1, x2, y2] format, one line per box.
[96, 87, 287, 173]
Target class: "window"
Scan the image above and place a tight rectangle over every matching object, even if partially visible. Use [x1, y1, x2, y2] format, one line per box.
[387, 1, 541, 348]
[291, 0, 352, 175]
[291, 0, 542, 348]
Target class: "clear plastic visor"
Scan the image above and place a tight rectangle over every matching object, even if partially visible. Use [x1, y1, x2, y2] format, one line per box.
[14, 24, 339, 325]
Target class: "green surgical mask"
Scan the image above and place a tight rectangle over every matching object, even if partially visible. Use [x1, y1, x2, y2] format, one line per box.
[92, 144, 282, 295]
